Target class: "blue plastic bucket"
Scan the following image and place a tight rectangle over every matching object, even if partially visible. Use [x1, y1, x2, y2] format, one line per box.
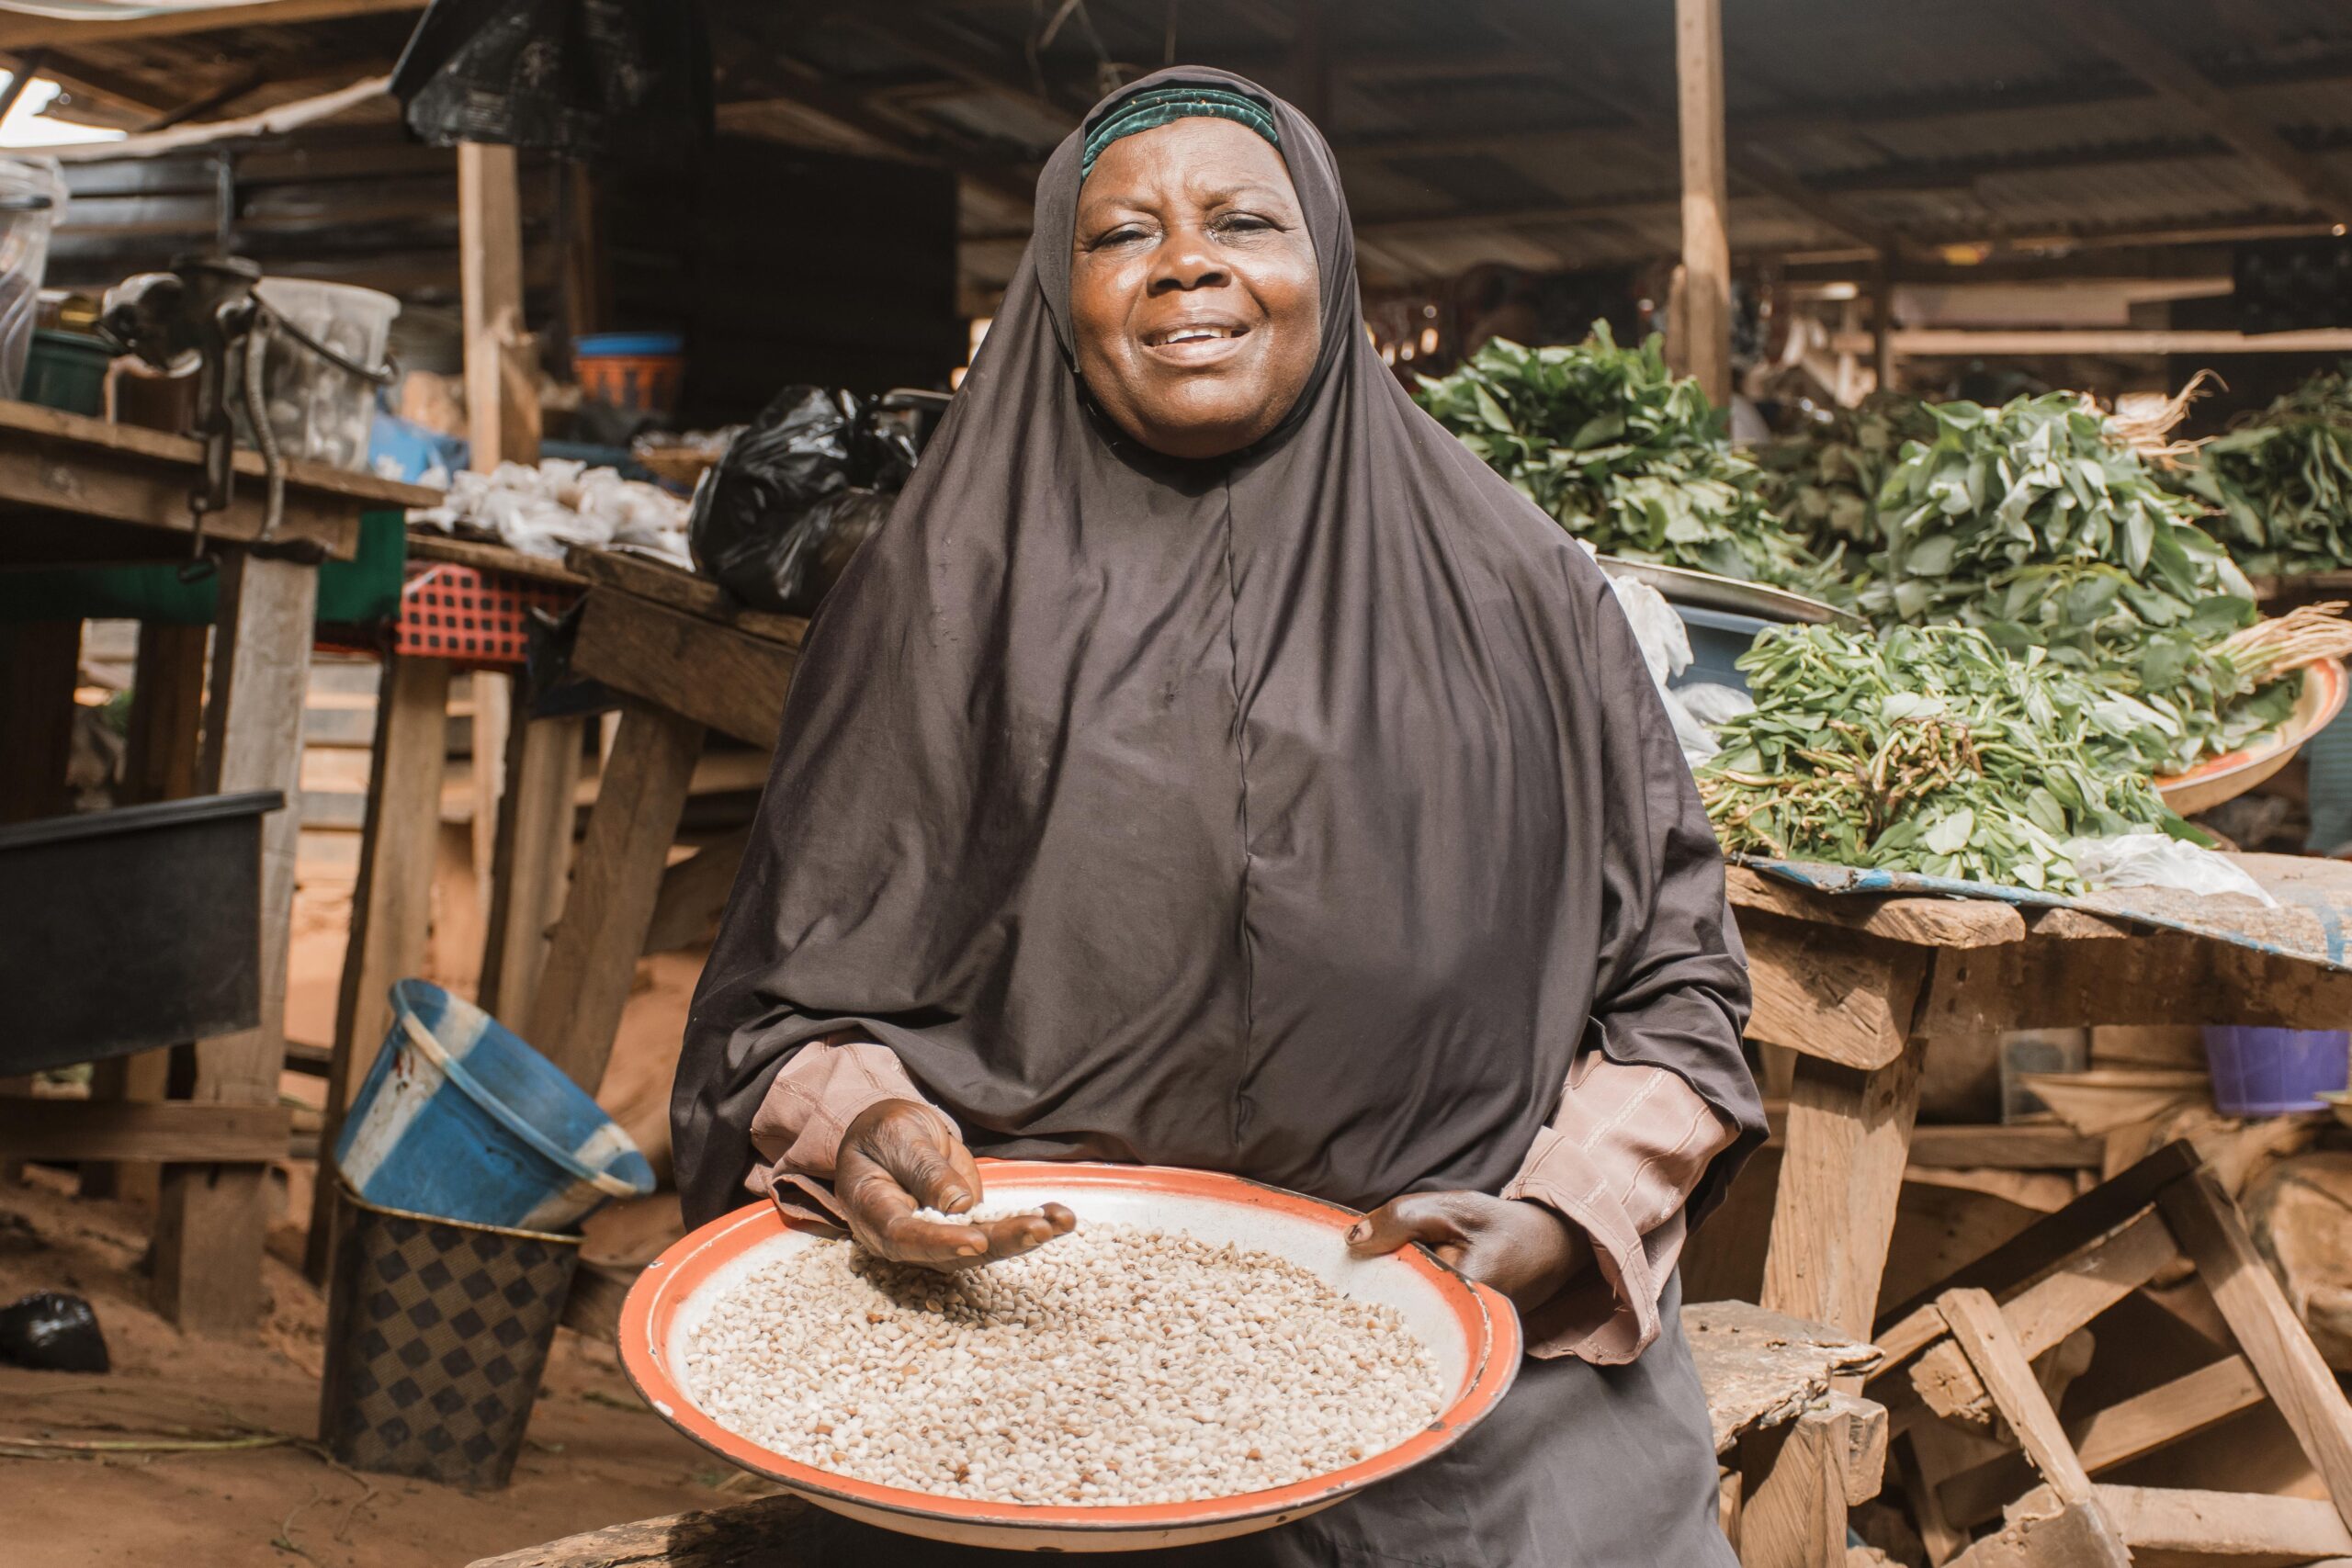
[1670, 605, 1774, 695]
[2200, 1026, 2351, 1115]
[333, 980, 654, 1232]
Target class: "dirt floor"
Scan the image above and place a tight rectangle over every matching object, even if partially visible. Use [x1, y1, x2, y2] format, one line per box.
[0, 1169, 754, 1568]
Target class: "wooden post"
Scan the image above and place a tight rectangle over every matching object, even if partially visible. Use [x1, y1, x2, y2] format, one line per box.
[1761, 1040, 1925, 1341]
[304, 653, 452, 1280]
[84, 621, 209, 1204]
[1870, 251, 1896, 395]
[477, 711, 585, 1027]
[458, 140, 539, 473]
[1674, 0, 1733, 408]
[520, 702, 702, 1092]
[154, 551, 316, 1337]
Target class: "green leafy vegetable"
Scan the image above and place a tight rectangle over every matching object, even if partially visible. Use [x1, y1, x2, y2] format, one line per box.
[2166, 364, 2352, 577]
[1413, 325, 1822, 588]
[1698, 623, 2191, 892]
[1754, 393, 1935, 560]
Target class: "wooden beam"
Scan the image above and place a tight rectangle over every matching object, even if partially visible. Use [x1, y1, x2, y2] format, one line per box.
[2038, 0, 2352, 221]
[570, 590, 797, 751]
[1834, 327, 2352, 357]
[2159, 1168, 2352, 1531]
[520, 702, 703, 1093]
[1939, 1355, 2267, 1529]
[1737, 1393, 1886, 1568]
[155, 550, 314, 1340]
[477, 714, 584, 1027]
[0, 1099, 288, 1163]
[0, 619, 79, 825]
[1738, 916, 1927, 1071]
[2094, 1483, 2352, 1562]
[1762, 1040, 1923, 1340]
[643, 825, 753, 956]
[1674, 0, 1732, 407]
[1937, 1290, 2103, 1507]
[0, 0, 424, 51]
[458, 141, 537, 472]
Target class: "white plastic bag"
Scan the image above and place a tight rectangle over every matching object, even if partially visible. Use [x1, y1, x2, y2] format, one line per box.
[2063, 834, 2278, 906]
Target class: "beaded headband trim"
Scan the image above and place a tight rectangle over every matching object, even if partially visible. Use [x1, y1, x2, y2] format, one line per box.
[1080, 85, 1282, 180]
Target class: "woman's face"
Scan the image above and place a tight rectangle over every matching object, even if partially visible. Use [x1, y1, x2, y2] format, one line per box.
[1070, 117, 1322, 460]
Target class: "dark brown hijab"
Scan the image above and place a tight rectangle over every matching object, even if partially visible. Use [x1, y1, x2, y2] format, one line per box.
[673, 67, 1762, 1230]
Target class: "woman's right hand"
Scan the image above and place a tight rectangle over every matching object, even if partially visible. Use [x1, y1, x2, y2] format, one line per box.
[835, 1099, 1074, 1270]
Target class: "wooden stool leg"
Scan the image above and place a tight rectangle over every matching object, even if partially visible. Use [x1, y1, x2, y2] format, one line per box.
[478, 711, 585, 1029]
[521, 702, 702, 1093]
[85, 622, 209, 1204]
[303, 653, 451, 1280]
[155, 553, 316, 1338]
[1739, 1392, 1886, 1568]
[0, 618, 81, 825]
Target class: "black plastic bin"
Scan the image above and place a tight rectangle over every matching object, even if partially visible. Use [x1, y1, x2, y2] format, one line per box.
[0, 790, 281, 1075]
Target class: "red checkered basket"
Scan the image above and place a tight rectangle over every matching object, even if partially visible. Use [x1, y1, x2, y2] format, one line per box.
[393, 563, 578, 669]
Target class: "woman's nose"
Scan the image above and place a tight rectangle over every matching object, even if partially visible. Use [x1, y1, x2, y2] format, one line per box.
[1149, 231, 1227, 293]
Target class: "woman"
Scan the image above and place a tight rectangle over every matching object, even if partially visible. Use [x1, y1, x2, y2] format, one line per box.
[674, 67, 1764, 1567]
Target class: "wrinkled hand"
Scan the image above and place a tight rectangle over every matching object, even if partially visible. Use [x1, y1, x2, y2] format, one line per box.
[835, 1099, 1074, 1271]
[1346, 1191, 1590, 1313]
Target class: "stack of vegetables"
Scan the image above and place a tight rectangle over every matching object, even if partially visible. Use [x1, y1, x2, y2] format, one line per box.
[2165, 365, 2352, 578]
[1857, 392, 2296, 774]
[1413, 325, 1821, 589]
[1754, 393, 1934, 560]
[1697, 623, 2183, 892]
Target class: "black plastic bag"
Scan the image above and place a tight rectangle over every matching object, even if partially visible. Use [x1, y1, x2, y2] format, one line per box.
[391, 0, 712, 162]
[689, 386, 916, 617]
[0, 1291, 108, 1373]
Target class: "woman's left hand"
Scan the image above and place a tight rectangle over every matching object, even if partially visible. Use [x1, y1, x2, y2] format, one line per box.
[1346, 1192, 1591, 1313]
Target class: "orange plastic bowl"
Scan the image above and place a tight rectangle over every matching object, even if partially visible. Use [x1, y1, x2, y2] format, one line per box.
[618, 1160, 1521, 1552]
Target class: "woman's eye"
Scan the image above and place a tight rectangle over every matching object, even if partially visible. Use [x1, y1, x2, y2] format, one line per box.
[1095, 225, 1150, 248]
[1213, 213, 1274, 237]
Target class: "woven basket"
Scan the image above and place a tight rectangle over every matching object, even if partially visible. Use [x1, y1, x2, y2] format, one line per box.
[318, 1184, 581, 1489]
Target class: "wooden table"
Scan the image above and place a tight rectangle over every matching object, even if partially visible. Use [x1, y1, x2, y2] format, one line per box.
[1727, 866, 2352, 1353]
[0, 399, 436, 1338]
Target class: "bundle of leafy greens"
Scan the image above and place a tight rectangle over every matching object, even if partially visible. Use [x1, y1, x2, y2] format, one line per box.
[2165, 365, 2352, 577]
[1755, 392, 1934, 558]
[1697, 623, 2188, 892]
[1414, 325, 1821, 589]
[1859, 392, 2289, 772]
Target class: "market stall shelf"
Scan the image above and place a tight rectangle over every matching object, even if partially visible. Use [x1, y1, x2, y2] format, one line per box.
[0, 398, 436, 1339]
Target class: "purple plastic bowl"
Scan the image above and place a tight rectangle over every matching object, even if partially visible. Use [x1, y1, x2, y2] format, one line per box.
[2201, 1026, 2351, 1116]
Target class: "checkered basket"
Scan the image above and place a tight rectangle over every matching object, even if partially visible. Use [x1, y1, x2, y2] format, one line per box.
[391, 562, 577, 669]
[318, 1183, 582, 1489]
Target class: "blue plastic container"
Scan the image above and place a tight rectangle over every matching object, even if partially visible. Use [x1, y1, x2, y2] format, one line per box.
[1670, 605, 1775, 695]
[334, 980, 654, 1232]
[2201, 1026, 2351, 1115]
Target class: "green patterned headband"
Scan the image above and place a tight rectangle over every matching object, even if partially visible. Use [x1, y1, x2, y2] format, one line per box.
[1080, 85, 1282, 180]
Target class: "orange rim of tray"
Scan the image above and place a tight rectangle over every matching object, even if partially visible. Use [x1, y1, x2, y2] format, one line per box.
[2155, 657, 2346, 793]
[617, 1159, 1521, 1537]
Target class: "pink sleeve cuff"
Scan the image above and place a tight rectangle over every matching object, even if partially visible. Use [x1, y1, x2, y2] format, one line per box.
[1503, 1058, 1736, 1364]
[744, 1040, 940, 1184]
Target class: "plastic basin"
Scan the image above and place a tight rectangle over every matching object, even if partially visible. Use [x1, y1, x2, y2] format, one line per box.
[2202, 1026, 2351, 1115]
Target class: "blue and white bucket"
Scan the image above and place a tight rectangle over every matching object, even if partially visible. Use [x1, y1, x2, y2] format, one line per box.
[334, 980, 655, 1233]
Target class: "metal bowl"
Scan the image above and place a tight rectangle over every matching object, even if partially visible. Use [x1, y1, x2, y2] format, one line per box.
[618, 1160, 1521, 1553]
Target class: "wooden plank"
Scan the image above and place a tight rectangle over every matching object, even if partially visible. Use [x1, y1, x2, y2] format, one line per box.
[0, 0, 424, 50]
[1726, 868, 2027, 949]
[1939, 1355, 2267, 1529]
[307, 653, 450, 1280]
[84, 620, 209, 1202]
[459, 141, 540, 472]
[1936, 1289, 2098, 1504]
[408, 532, 587, 586]
[1737, 1401, 1864, 1568]
[563, 546, 809, 648]
[643, 824, 753, 956]
[1762, 1039, 1923, 1340]
[464, 1495, 820, 1568]
[1674, 0, 1732, 407]
[0, 1100, 288, 1163]
[571, 589, 797, 750]
[1838, 326, 2352, 357]
[479, 714, 586, 1027]
[521, 702, 703, 1091]
[2097, 1483, 2352, 1562]
[1875, 1140, 2202, 1352]
[1740, 915, 1926, 1071]
[0, 399, 436, 508]
[1762, 1112, 2101, 1171]
[1910, 1207, 2183, 1422]
[155, 551, 315, 1338]
[2159, 1167, 2352, 1530]
[1946, 1492, 2134, 1568]
[0, 619, 80, 825]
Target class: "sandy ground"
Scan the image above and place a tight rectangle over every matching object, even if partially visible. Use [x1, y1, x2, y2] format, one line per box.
[4, 874, 737, 1567]
[0, 1170, 753, 1568]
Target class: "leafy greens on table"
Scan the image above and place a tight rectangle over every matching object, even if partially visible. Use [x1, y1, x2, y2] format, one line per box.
[1413, 325, 1822, 590]
[2165, 364, 2352, 578]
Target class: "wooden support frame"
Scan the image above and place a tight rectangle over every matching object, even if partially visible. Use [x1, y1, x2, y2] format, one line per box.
[1761, 1039, 1924, 1341]
[0, 1100, 289, 1163]
[1673, 0, 1733, 408]
[570, 589, 797, 750]
[153, 551, 315, 1337]
[477, 711, 585, 1026]
[520, 701, 705, 1093]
